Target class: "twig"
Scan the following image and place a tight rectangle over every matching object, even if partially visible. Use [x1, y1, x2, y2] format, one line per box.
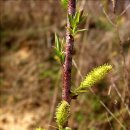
[62, 0, 76, 103]
[120, 4, 130, 17]
[101, 3, 115, 27]
[72, 59, 83, 79]
[106, 112, 113, 130]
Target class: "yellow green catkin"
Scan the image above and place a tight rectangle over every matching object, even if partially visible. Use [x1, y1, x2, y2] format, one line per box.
[55, 100, 70, 129]
[74, 64, 112, 93]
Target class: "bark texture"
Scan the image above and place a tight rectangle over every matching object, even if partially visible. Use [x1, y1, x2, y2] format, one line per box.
[62, 0, 76, 104]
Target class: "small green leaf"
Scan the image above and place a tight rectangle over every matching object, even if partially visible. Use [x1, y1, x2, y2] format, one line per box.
[61, 38, 65, 49]
[68, 11, 87, 36]
[75, 11, 81, 24]
[54, 34, 65, 64]
[68, 15, 74, 28]
[61, 53, 65, 63]
[75, 89, 88, 93]
[53, 48, 61, 57]
[55, 33, 61, 51]
[53, 47, 65, 64]
[76, 29, 87, 33]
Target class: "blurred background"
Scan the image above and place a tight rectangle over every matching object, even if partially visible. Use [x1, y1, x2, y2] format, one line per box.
[0, 0, 130, 130]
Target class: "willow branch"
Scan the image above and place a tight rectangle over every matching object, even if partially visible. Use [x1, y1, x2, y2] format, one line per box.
[62, 0, 76, 104]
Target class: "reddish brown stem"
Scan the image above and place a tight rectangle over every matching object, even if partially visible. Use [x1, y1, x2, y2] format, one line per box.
[62, 0, 76, 104]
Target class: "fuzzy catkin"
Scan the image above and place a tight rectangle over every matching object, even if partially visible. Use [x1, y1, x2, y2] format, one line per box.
[55, 100, 70, 128]
[77, 64, 112, 91]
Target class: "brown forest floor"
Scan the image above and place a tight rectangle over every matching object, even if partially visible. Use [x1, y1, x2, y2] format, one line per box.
[0, 1, 130, 130]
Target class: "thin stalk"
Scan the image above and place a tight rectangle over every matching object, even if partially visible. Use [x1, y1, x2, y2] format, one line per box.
[62, 0, 76, 104]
